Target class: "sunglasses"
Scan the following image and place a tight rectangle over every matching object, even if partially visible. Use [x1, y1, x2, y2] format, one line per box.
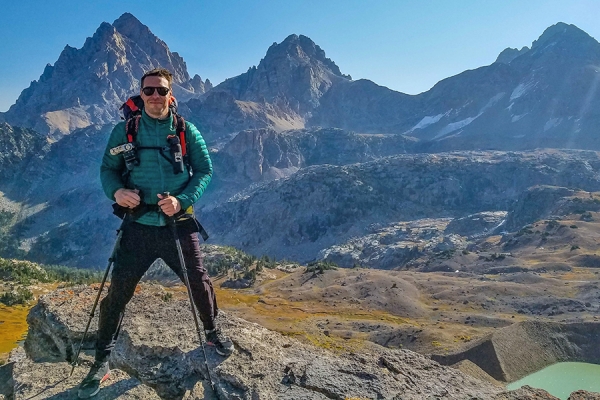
[142, 86, 170, 96]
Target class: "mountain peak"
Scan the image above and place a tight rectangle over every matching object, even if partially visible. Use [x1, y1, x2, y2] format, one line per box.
[112, 12, 154, 44]
[113, 12, 140, 26]
[211, 33, 348, 115]
[264, 34, 344, 77]
[4, 13, 198, 137]
[532, 22, 596, 50]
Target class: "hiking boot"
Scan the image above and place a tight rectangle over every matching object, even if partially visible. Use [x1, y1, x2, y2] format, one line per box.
[77, 359, 110, 399]
[205, 328, 234, 356]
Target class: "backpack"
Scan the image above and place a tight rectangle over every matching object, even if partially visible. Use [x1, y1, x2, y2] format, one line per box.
[118, 94, 191, 175]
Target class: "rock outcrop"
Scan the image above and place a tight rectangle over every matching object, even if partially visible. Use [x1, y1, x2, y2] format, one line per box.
[494, 46, 530, 64]
[318, 212, 508, 270]
[3, 285, 510, 399]
[319, 218, 457, 269]
[503, 185, 593, 232]
[210, 127, 417, 188]
[4, 285, 599, 399]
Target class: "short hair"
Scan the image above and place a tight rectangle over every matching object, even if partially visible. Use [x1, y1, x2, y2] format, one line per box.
[141, 68, 173, 88]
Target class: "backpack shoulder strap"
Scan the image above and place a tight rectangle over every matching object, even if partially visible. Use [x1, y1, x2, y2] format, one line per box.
[175, 115, 187, 157]
[126, 115, 141, 143]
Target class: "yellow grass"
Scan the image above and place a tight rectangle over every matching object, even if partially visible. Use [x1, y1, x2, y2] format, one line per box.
[0, 304, 31, 363]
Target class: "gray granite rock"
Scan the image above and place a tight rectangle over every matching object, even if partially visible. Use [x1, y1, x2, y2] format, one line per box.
[11, 285, 510, 399]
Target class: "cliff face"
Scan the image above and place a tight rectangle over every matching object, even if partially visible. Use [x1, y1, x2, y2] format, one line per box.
[432, 320, 600, 383]
[2, 285, 507, 399]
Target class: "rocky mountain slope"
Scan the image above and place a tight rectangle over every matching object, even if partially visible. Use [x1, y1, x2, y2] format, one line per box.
[4, 17, 600, 151]
[216, 34, 349, 113]
[204, 150, 600, 262]
[0, 123, 48, 181]
[2, 13, 210, 138]
[205, 127, 418, 203]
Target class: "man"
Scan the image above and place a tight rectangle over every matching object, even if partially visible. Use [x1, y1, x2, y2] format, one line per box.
[78, 68, 233, 399]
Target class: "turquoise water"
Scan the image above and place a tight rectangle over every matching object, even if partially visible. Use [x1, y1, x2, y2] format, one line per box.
[506, 362, 600, 399]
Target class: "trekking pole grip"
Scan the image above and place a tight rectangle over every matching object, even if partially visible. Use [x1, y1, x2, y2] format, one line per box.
[161, 192, 176, 224]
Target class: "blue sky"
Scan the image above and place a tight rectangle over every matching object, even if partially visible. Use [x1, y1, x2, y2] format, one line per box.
[1, 0, 600, 112]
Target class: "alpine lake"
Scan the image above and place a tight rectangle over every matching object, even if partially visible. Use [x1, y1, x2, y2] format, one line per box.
[506, 362, 600, 399]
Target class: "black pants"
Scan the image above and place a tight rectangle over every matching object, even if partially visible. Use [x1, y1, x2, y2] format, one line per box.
[95, 219, 218, 361]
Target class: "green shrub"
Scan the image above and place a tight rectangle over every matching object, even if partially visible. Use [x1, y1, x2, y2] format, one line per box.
[43, 264, 103, 284]
[256, 255, 277, 270]
[203, 246, 257, 276]
[0, 257, 102, 286]
[0, 258, 50, 284]
[243, 269, 257, 282]
[305, 260, 338, 274]
[515, 227, 534, 237]
[580, 212, 593, 222]
[0, 287, 34, 306]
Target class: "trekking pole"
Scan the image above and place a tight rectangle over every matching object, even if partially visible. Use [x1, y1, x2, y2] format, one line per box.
[69, 216, 127, 377]
[163, 193, 218, 396]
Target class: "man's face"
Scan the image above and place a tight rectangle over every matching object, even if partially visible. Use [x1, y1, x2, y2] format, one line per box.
[140, 76, 171, 119]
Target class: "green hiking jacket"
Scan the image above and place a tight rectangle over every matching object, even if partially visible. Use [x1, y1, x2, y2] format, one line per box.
[100, 110, 213, 226]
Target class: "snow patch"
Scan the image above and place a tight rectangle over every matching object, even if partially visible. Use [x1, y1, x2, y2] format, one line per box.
[409, 112, 447, 131]
[510, 82, 534, 101]
[482, 92, 505, 111]
[511, 114, 527, 122]
[434, 117, 477, 139]
[433, 93, 504, 140]
[544, 118, 561, 131]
